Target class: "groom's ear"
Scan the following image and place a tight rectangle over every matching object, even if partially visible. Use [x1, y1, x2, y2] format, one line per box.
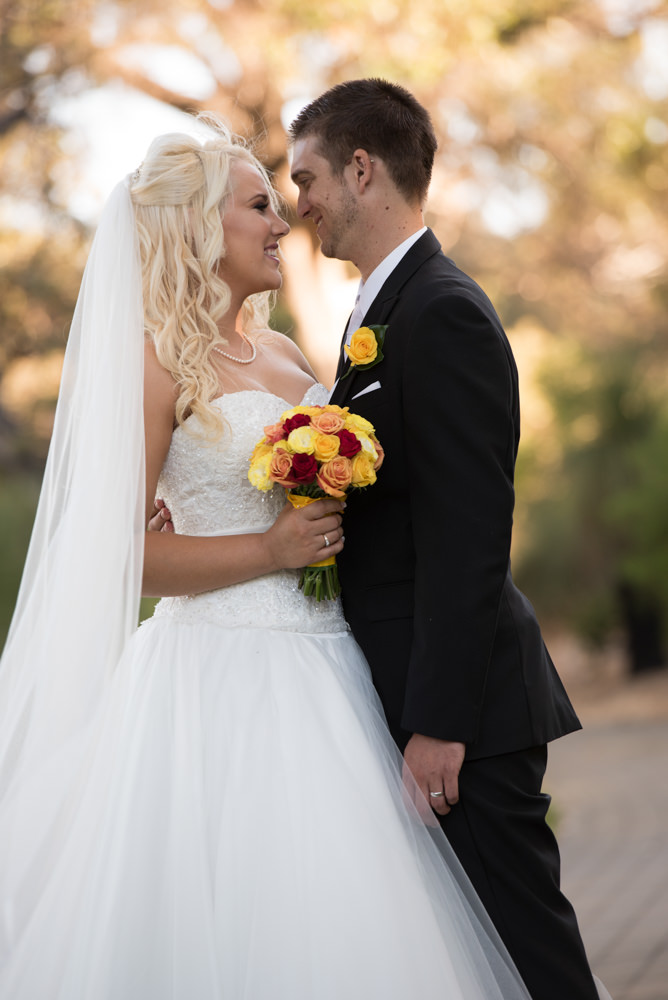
[350, 149, 375, 192]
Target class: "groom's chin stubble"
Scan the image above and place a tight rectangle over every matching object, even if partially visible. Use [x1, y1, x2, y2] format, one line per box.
[317, 235, 337, 259]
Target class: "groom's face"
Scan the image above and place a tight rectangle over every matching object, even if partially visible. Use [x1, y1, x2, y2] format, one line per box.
[290, 137, 359, 263]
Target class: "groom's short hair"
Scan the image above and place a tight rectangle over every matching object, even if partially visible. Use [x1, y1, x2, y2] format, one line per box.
[288, 78, 437, 206]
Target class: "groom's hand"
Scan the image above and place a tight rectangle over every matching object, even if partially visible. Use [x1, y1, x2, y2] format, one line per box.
[402, 734, 466, 817]
[147, 498, 174, 533]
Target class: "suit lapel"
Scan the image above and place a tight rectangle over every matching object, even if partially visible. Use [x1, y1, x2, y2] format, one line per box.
[331, 230, 442, 406]
[333, 325, 350, 383]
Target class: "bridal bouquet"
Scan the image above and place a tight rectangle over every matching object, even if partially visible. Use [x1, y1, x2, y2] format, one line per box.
[248, 403, 384, 600]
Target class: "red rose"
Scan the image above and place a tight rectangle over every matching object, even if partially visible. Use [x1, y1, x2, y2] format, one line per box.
[283, 413, 312, 434]
[336, 428, 362, 458]
[291, 453, 318, 484]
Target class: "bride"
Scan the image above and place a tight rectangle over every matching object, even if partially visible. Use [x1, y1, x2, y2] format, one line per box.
[0, 121, 531, 998]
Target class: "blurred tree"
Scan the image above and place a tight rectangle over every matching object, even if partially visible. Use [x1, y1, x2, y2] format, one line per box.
[607, 413, 668, 665]
[513, 341, 667, 671]
[3, 0, 667, 391]
[1, 0, 667, 658]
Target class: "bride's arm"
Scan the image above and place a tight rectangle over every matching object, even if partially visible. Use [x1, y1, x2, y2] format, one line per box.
[141, 342, 343, 598]
[143, 504, 343, 597]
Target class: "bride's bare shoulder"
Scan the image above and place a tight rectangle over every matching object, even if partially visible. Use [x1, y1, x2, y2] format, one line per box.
[259, 329, 316, 378]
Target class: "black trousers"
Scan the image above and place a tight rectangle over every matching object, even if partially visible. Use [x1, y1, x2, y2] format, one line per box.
[438, 746, 599, 1000]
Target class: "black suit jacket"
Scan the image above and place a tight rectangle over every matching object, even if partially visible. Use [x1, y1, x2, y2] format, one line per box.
[330, 229, 580, 760]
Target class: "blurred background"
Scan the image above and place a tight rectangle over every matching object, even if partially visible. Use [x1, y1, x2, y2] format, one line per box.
[1, 0, 667, 683]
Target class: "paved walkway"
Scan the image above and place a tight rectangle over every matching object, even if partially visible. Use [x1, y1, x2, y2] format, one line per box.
[545, 668, 668, 1000]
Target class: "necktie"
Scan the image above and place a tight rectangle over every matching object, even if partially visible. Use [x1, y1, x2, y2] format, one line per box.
[345, 293, 364, 344]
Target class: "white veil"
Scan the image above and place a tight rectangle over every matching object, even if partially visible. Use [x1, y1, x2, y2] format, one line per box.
[0, 177, 145, 804]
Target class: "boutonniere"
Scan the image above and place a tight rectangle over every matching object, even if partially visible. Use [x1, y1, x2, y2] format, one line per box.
[341, 325, 387, 380]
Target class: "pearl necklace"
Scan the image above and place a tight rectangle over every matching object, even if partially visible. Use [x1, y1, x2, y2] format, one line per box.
[212, 338, 257, 365]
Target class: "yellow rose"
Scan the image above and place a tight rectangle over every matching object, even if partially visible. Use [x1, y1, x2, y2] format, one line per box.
[345, 327, 378, 367]
[249, 440, 273, 463]
[344, 412, 376, 436]
[287, 425, 317, 454]
[248, 451, 273, 491]
[313, 432, 340, 462]
[280, 405, 319, 420]
[351, 453, 377, 488]
[358, 433, 379, 464]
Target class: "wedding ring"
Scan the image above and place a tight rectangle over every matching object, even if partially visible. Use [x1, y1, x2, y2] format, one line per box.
[323, 533, 331, 547]
[429, 790, 445, 798]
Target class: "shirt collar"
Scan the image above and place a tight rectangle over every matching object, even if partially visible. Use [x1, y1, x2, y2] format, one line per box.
[352, 226, 427, 329]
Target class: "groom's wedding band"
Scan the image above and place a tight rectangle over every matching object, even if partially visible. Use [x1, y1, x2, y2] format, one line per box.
[323, 534, 331, 547]
[429, 790, 445, 798]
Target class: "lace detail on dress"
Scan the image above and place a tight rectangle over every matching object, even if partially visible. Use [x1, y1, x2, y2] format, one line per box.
[152, 384, 348, 635]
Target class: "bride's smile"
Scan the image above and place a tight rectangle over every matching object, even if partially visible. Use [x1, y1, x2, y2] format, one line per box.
[216, 160, 290, 302]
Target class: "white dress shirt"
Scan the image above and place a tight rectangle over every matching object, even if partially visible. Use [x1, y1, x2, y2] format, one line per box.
[343, 226, 427, 344]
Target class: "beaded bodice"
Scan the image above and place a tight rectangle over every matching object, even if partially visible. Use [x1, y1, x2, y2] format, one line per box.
[151, 386, 347, 634]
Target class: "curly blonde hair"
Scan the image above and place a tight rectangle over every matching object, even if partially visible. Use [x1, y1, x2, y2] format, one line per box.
[130, 119, 280, 436]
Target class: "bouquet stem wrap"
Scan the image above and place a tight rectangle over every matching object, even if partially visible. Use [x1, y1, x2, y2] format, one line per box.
[287, 493, 340, 601]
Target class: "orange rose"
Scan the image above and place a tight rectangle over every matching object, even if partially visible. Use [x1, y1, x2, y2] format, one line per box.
[317, 456, 353, 498]
[269, 447, 297, 488]
[311, 410, 346, 434]
[263, 421, 287, 444]
[372, 438, 385, 471]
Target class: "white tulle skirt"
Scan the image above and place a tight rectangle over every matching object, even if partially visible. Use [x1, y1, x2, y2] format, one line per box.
[0, 617, 531, 999]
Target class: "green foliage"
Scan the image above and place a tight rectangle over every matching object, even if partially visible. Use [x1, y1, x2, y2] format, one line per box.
[0, 231, 83, 370]
[514, 342, 668, 651]
[0, 472, 40, 650]
[606, 417, 668, 607]
[139, 597, 158, 624]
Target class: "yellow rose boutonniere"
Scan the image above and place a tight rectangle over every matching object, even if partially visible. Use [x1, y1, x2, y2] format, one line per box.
[341, 325, 387, 379]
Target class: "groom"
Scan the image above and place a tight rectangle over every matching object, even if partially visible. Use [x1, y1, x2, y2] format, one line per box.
[288, 79, 599, 999]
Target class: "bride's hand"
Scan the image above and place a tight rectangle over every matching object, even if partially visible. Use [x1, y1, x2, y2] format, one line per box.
[264, 498, 344, 570]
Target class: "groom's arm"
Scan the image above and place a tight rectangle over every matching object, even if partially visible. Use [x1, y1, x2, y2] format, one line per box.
[400, 285, 516, 746]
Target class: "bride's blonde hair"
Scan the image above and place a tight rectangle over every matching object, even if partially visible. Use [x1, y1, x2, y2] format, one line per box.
[130, 119, 280, 435]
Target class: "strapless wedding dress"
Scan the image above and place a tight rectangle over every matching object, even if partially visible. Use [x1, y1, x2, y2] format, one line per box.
[0, 386, 531, 999]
